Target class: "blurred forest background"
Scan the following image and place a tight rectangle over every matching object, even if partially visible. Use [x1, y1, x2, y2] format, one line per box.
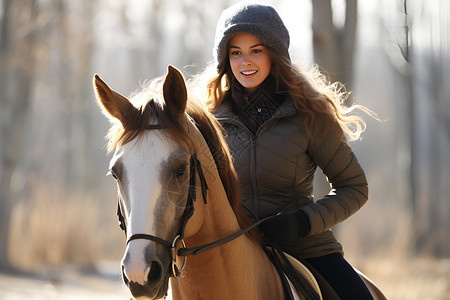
[0, 0, 449, 299]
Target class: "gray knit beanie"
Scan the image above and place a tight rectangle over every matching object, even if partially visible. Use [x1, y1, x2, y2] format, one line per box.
[213, 2, 291, 70]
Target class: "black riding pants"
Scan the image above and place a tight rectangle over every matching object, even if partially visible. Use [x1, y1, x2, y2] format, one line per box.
[304, 253, 374, 300]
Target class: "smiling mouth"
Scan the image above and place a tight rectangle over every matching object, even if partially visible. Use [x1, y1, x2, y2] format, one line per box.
[241, 70, 257, 76]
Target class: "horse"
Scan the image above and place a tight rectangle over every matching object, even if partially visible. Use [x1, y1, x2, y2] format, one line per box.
[93, 66, 386, 300]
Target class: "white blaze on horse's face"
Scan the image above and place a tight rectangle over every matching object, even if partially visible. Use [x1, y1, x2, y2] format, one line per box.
[111, 129, 190, 291]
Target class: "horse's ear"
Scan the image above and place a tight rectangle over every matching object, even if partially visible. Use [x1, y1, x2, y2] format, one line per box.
[163, 65, 187, 118]
[93, 74, 137, 125]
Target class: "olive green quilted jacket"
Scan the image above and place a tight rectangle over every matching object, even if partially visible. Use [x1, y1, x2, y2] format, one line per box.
[213, 96, 368, 258]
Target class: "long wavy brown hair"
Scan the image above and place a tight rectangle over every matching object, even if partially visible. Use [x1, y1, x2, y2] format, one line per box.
[194, 47, 376, 141]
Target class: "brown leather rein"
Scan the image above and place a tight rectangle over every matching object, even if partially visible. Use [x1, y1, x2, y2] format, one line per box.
[116, 122, 278, 278]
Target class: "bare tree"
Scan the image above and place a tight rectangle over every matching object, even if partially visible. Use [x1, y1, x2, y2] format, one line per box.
[405, 0, 450, 257]
[0, 0, 99, 271]
[380, 0, 449, 257]
[312, 0, 357, 95]
[0, 0, 38, 271]
[311, 0, 358, 199]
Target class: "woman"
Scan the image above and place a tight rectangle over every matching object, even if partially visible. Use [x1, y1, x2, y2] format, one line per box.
[199, 2, 375, 299]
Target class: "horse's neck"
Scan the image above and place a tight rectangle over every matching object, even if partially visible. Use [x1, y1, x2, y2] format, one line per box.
[171, 154, 284, 300]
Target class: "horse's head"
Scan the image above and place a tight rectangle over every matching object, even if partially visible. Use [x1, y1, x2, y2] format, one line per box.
[93, 66, 210, 299]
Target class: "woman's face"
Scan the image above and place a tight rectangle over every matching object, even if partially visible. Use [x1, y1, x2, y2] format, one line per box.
[228, 33, 272, 94]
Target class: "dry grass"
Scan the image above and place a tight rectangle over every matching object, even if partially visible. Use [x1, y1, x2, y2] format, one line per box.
[7, 182, 121, 273]
[337, 197, 450, 300]
[362, 254, 450, 300]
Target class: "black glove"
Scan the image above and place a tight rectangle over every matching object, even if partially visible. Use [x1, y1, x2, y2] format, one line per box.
[259, 209, 311, 243]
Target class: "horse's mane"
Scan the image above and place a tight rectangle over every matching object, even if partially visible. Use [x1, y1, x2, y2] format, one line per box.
[105, 76, 257, 241]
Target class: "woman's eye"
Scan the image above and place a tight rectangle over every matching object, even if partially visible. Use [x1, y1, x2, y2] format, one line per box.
[252, 49, 262, 54]
[230, 50, 240, 56]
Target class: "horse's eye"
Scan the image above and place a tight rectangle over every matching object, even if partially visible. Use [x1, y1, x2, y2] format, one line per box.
[175, 164, 187, 178]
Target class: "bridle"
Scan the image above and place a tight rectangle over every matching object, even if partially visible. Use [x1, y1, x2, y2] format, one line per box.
[117, 125, 208, 277]
[116, 122, 278, 278]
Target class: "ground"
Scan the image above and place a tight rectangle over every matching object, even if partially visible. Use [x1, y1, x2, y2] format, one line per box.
[0, 273, 129, 299]
[0, 257, 449, 299]
[0, 261, 130, 300]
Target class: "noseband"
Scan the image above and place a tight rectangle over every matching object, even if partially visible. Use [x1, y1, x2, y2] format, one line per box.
[117, 122, 277, 278]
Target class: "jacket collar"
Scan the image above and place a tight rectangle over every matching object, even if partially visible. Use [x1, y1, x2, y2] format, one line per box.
[214, 93, 296, 125]
[213, 76, 296, 123]
[231, 75, 280, 110]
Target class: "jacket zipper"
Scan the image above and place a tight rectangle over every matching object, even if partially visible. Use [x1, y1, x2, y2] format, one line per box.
[250, 138, 259, 218]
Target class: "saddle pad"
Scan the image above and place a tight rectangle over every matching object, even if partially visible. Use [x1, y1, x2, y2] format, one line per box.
[283, 252, 323, 300]
[285, 275, 302, 300]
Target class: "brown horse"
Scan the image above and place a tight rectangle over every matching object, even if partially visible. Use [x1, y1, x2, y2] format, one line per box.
[93, 66, 385, 300]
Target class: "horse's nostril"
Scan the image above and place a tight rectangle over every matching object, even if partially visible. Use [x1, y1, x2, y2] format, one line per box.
[148, 260, 163, 282]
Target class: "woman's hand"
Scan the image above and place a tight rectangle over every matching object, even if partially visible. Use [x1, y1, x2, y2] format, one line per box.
[259, 209, 311, 242]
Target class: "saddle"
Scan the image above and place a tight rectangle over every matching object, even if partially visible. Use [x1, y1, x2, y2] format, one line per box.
[265, 246, 387, 300]
[265, 246, 330, 300]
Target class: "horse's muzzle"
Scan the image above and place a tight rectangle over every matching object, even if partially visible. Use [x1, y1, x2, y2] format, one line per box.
[122, 260, 169, 299]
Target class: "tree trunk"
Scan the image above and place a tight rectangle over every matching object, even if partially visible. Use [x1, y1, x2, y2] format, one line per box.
[311, 0, 358, 200]
[312, 0, 357, 95]
[0, 0, 37, 270]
